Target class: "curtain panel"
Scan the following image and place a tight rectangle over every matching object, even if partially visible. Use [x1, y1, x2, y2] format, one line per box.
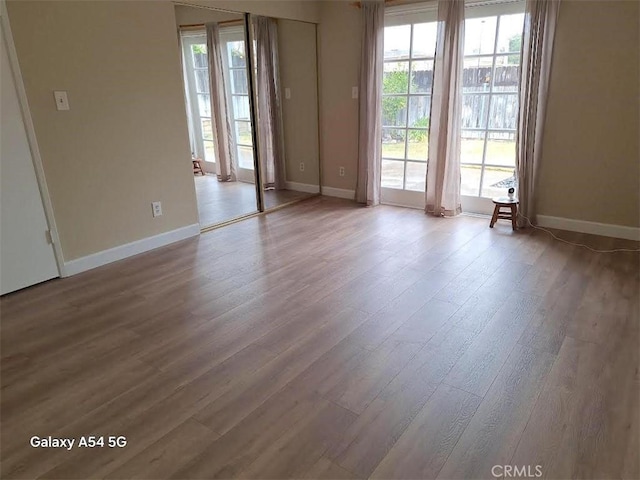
[516, 0, 561, 227]
[425, 0, 464, 217]
[206, 22, 237, 182]
[253, 16, 286, 191]
[356, 1, 384, 206]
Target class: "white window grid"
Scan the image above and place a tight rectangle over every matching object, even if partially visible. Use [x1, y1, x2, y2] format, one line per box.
[381, 22, 435, 191]
[462, 13, 522, 197]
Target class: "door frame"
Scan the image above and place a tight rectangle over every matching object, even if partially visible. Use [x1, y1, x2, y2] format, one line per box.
[1, 0, 64, 276]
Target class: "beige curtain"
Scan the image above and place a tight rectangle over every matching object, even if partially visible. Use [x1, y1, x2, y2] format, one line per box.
[356, 1, 384, 206]
[253, 16, 286, 191]
[425, 0, 464, 217]
[516, 0, 560, 227]
[206, 22, 236, 182]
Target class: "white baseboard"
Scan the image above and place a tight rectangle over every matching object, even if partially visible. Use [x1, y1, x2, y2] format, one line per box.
[322, 186, 355, 200]
[285, 181, 320, 194]
[537, 215, 640, 241]
[63, 224, 200, 276]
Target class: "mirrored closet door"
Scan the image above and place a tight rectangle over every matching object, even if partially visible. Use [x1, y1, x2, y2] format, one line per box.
[176, 4, 321, 228]
[177, 5, 260, 227]
[249, 15, 320, 211]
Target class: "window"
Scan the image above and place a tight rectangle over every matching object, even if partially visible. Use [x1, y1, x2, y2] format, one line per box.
[381, 22, 437, 192]
[461, 11, 524, 199]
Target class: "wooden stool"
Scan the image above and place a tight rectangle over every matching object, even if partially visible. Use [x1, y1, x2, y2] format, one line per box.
[490, 197, 518, 230]
[192, 158, 205, 176]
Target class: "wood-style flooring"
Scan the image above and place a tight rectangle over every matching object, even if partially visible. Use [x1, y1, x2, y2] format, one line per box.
[194, 175, 313, 227]
[1, 197, 638, 479]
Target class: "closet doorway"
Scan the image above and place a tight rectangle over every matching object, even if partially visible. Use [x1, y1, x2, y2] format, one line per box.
[176, 3, 322, 229]
[178, 6, 260, 228]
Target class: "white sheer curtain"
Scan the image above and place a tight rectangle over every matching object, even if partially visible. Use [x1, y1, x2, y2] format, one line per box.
[356, 1, 384, 206]
[425, 0, 464, 217]
[253, 16, 286, 190]
[516, 0, 561, 227]
[206, 22, 236, 182]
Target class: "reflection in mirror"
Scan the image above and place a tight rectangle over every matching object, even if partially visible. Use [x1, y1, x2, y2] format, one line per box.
[176, 5, 259, 227]
[250, 16, 320, 210]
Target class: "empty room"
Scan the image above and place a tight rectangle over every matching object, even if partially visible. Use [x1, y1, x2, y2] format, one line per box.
[0, 0, 638, 479]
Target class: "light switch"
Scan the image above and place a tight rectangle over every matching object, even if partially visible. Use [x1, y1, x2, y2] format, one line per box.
[53, 91, 69, 111]
[285, 87, 291, 100]
[352, 86, 359, 99]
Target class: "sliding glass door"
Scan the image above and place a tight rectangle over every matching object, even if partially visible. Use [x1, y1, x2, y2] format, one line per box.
[219, 28, 255, 184]
[182, 33, 215, 164]
[461, 11, 525, 200]
[380, 2, 525, 213]
[381, 8, 437, 207]
[381, 21, 437, 204]
[181, 30, 256, 183]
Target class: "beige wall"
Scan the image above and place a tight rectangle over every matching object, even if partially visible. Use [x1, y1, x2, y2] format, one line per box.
[317, 1, 361, 190]
[7, 0, 198, 261]
[537, 0, 639, 227]
[317, 0, 639, 227]
[181, 0, 320, 23]
[175, 4, 242, 25]
[278, 19, 320, 186]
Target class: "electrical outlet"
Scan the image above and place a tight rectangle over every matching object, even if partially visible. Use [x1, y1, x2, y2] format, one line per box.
[339, 166, 345, 177]
[299, 162, 305, 172]
[151, 201, 162, 217]
[351, 86, 358, 99]
[285, 87, 291, 100]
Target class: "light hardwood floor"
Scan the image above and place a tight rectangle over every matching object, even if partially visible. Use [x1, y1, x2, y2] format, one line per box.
[194, 175, 314, 227]
[1, 197, 638, 480]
